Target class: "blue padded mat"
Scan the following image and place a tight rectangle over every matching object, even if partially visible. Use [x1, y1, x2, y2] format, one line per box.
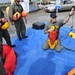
[11, 26, 75, 75]
[60, 26, 75, 51]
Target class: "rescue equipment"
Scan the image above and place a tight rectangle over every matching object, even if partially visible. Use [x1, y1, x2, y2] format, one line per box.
[48, 39, 58, 49]
[0, 18, 9, 30]
[66, 68, 75, 75]
[32, 22, 45, 30]
[68, 32, 75, 39]
[6, 6, 9, 15]
[22, 10, 27, 18]
[1, 22, 9, 30]
[13, 12, 21, 21]
[48, 25, 58, 49]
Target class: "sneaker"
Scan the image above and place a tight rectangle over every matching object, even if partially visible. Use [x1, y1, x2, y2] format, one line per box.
[22, 36, 28, 39]
[19, 37, 22, 41]
[11, 45, 16, 47]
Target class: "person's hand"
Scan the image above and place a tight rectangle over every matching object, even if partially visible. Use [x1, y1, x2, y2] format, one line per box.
[24, 17, 27, 24]
[48, 28, 54, 33]
[11, 22, 14, 26]
[69, 7, 75, 16]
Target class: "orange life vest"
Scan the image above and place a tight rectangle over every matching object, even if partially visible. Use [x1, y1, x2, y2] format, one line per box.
[13, 12, 21, 21]
[21, 10, 27, 18]
[67, 68, 75, 75]
[49, 29, 58, 45]
[48, 25, 58, 49]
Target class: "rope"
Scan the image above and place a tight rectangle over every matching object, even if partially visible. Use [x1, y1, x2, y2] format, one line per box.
[60, 6, 75, 51]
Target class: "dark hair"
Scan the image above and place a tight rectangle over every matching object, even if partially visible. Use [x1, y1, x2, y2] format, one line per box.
[50, 12, 57, 18]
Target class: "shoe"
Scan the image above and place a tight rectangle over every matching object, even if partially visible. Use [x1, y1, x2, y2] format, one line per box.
[22, 36, 28, 39]
[19, 37, 22, 41]
[11, 45, 16, 47]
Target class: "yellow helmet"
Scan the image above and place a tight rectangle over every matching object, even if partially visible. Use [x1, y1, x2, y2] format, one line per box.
[1, 22, 9, 30]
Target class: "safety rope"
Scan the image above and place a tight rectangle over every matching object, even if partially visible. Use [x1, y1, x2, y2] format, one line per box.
[60, 6, 75, 51]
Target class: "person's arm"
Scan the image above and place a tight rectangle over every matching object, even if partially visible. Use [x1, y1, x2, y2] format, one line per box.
[63, 9, 75, 25]
[44, 28, 53, 34]
[8, 4, 14, 22]
[44, 23, 54, 34]
[0, 10, 4, 18]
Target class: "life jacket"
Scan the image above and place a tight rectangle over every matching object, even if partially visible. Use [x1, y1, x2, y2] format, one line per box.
[21, 10, 27, 18]
[48, 25, 58, 49]
[0, 18, 9, 30]
[13, 12, 21, 21]
[67, 68, 75, 75]
[2, 44, 17, 75]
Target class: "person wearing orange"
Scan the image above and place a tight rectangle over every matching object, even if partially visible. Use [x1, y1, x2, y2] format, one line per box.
[8, 0, 28, 40]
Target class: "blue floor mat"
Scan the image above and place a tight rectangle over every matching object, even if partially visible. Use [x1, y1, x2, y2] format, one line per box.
[11, 26, 75, 75]
[60, 26, 75, 51]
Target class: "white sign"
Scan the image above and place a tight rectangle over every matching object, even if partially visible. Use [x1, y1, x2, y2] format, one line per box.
[56, 0, 61, 6]
[20, 0, 29, 13]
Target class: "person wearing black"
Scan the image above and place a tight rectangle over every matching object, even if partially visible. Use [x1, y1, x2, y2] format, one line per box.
[0, 43, 7, 75]
[0, 9, 16, 47]
[9, 0, 28, 41]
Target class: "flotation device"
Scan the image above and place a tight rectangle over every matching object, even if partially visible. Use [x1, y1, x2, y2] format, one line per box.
[67, 68, 75, 75]
[13, 12, 21, 21]
[2, 44, 17, 75]
[21, 10, 27, 18]
[0, 18, 9, 30]
[1, 22, 9, 30]
[6, 6, 9, 15]
[68, 32, 75, 39]
[48, 25, 58, 49]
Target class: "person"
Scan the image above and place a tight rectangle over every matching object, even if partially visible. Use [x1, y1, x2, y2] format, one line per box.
[63, 0, 66, 4]
[42, 8, 75, 52]
[0, 9, 16, 47]
[0, 56, 7, 75]
[8, 0, 28, 41]
[2, 44, 17, 75]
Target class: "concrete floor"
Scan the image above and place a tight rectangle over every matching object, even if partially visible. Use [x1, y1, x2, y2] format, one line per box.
[4, 9, 75, 38]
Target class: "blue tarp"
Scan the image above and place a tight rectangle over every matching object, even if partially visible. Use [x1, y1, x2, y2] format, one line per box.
[11, 26, 75, 75]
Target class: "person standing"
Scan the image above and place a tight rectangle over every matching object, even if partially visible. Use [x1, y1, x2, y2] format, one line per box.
[42, 8, 75, 52]
[8, 0, 28, 40]
[0, 9, 16, 47]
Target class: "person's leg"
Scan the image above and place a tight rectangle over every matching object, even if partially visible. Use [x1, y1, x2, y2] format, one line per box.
[0, 43, 2, 56]
[3, 30, 16, 47]
[14, 21, 22, 40]
[20, 18, 28, 38]
[0, 56, 7, 75]
[42, 39, 49, 50]
[55, 40, 62, 52]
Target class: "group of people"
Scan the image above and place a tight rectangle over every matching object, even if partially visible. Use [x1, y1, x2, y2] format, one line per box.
[0, 0, 75, 74]
[0, 0, 28, 75]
